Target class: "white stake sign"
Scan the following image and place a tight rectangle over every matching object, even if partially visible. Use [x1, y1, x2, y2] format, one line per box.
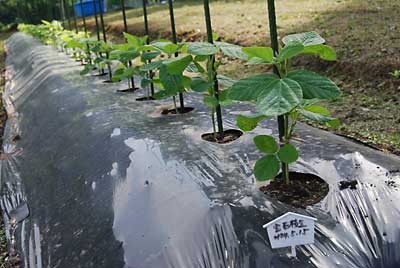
[263, 212, 316, 257]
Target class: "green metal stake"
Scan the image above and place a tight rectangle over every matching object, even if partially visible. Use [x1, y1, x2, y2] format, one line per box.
[121, 0, 137, 91]
[71, 0, 78, 33]
[98, 0, 113, 81]
[168, 0, 185, 113]
[92, 0, 101, 41]
[64, 0, 72, 31]
[203, 0, 224, 139]
[142, 0, 155, 96]
[80, 0, 92, 65]
[267, 0, 288, 179]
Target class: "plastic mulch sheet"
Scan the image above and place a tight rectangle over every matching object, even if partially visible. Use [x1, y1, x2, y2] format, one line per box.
[1, 33, 400, 268]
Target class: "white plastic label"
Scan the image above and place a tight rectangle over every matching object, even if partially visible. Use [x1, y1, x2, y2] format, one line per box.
[263, 212, 316, 249]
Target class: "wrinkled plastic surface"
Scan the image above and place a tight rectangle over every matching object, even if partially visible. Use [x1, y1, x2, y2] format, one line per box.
[1, 33, 400, 268]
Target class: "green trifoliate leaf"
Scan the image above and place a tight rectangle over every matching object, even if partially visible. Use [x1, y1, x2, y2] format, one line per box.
[141, 51, 161, 61]
[254, 155, 280, 181]
[277, 41, 305, 62]
[278, 144, 299, 164]
[299, 107, 340, 128]
[236, 114, 267, 131]
[254, 135, 278, 154]
[242, 47, 273, 62]
[217, 74, 237, 88]
[123, 32, 147, 48]
[204, 95, 219, 108]
[245, 57, 273, 65]
[159, 66, 182, 95]
[140, 60, 163, 71]
[153, 90, 171, 100]
[186, 42, 218, 56]
[218, 90, 234, 106]
[141, 78, 152, 88]
[216, 42, 248, 60]
[190, 77, 212, 92]
[256, 78, 303, 117]
[229, 74, 278, 101]
[282, 31, 325, 46]
[287, 70, 340, 99]
[163, 55, 193, 74]
[303, 105, 330, 116]
[151, 42, 181, 55]
[303, 44, 337, 61]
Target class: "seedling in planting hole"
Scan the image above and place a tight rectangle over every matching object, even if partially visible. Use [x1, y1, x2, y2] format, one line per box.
[229, 32, 341, 183]
[143, 41, 192, 113]
[184, 37, 246, 140]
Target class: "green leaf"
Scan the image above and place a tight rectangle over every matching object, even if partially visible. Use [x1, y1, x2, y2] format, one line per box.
[80, 64, 95, 76]
[282, 31, 325, 46]
[159, 66, 182, 94]
[141, 78, 152, 88]
[218, 90, 234, 106]
[190, 77, 212, 92]
[151, 42, 180, 55]
[254, 155, 280, 181]
[194, 55, 208, 62]
[256, 78, 303, 117]
[287, 70, 340, 99]
[253, 135, 278, 154]
[140, 60, 163, 71]
[299, 108, 340, 128]
[186, 42, 218, 56]
[216, 42, 248, 60]
[141, 51, 161, 61]
[163, 55, 193, 74]
[212, 32, 219, 41]
[277, 41, 305, 62]
[124, 32, 147, 48]
[204, 96, 219, 108]
[217, 74, 237, 88]
[303, 44, 337, 61]
[303, 105, 330, 116]
[242, 47, 273, 62]
[236, 114, 267, 131]
[245, 57, 273, 65]
[278, 144, 299, 164]
[229, 74, 278, 101]
[153, 90, 171, 100]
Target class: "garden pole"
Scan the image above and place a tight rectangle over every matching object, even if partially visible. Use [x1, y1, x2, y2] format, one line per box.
[266, 0, 285, 142]
[142, 0, 155, 96]
[63, 0, 72, 30]
[203, 0, 224, 139]
[80, 0, 87, 33]
[92, 0, 101, 41]
[80, 0, 92, 65]
[71, 0, 78, 33]
[266, 0, 288, 180]
[121, 0, 137, 91]
[98, 0, 113, 81]
[168, 0, 185, 113]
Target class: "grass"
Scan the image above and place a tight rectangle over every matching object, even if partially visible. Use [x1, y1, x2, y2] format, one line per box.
[79, 0, 400, 154]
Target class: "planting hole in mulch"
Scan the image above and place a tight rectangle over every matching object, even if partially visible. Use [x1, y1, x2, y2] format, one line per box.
[102, 80, 114, 84]
[201, 129, 243, 144]
[161, 107, 194, 115]
[260, 172, 329, 208]
[136, 96, 156, 101]
[116, 87, 139, 93]
[93, 72, 108, 77]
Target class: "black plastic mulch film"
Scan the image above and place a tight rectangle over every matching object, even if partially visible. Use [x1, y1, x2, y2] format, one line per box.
[1, 33, 400, 268]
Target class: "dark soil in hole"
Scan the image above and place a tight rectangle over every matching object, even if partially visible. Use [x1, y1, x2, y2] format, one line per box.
[260, 172, 329, 208]
[102, 80, 114, 84]
[161, 107, 194, 115]
[339, 180, 358, 190]
[116, 87, 139, 93]
[136, 96, 156, 101]
[201, 129, 243, 144]
[93, 72, 109, 77]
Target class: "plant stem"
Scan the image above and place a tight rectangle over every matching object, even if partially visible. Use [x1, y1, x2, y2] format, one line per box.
[211, 109, 216, 139]
[283, 113, 290, 184]
[173, 96, 178, 114]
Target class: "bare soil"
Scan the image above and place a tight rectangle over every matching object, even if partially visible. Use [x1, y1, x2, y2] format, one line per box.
[201, 129, 243, 144]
